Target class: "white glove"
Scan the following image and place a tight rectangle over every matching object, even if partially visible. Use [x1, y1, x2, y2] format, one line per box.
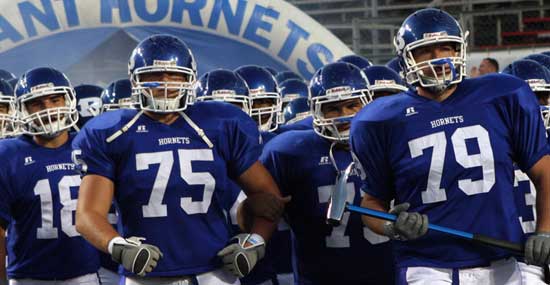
[109, 236, 163, 276]
[217, 233, 266, 277]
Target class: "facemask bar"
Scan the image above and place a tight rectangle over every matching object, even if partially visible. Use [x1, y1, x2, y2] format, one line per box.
[285, 111, 311, 125]
[195, 93, 251, 114]
[18, 86, 78, 137]
[398, 33, 468, 90]
[101, 98, 138, 113]
[0, 95, 20, 138]
[541, 106, 550, 130]
[311, 88, 371, 142]
[249, 91, 281, 132]
[526, 79, 550, 93]
[369, 80, 409, 94]
[132, 65, 196, 113]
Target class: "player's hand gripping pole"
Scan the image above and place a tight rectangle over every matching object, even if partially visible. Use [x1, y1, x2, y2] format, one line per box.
[326, 162, 524, 256]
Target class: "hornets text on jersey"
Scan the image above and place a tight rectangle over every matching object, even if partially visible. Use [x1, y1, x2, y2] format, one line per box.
[350, 73, 549, 268]
[0, 134, 99, 280]
[72, 101, 261, 277]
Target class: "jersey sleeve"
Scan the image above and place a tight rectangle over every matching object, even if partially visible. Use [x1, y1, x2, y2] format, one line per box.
[509, 84, 550, 171]
[259, 140, 292, 197]
[350, 118, 395, 202]
[71, 125, 116, 181]
[222, 110, 262, 179]
[0, 165, 13, 229]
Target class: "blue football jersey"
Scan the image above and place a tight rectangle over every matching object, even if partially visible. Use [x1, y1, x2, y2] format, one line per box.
[275, 117, 313, 134]
[350, 74, 549, 268]
[261, 130, 394, 284]
[0, 134, 99, 280]
[72, 101, 261, 277]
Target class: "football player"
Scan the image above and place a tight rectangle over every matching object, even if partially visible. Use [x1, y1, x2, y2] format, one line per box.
[74, 84, 103, 129]
[0, 80, 19, 139]
[195, 69, 282, 285]
[502, 59, 550, 237]
[260, 62, 394, 284]
[73, 34, 286, 285]
[275, 79, 312, 134]
[351, 8, 550, 284]
[235, 65, 282, 142]
[0, 67, 100, 284]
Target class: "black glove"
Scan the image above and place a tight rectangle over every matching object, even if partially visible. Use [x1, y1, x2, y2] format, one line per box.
[383, 203, 428, 240]
[217, 233, 266, 277]
[110, 236, 163, 276]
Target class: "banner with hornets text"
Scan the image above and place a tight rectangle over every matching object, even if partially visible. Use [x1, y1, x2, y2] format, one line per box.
[0, 0, 352, 86]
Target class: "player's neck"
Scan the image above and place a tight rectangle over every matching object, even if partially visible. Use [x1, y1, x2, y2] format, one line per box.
[144, 111, 180, 125]
[33, 131, 69, 148]
[417, 84, 458, 102]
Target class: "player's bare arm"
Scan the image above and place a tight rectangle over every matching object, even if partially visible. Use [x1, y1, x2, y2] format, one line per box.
[528, 155, 550, 232]
[75, 174, 118, 253]
[361, 193, 390, 235]
[236, 161, 289, 241]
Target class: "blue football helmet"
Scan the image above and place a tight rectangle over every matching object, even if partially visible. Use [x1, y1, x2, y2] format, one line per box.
[275, 71, 304, 85]
[337, 55, 372, 70]
[0, 69, 15, 82]
[74, 84, 103, 128]
[394, 8, 467, 93]
[101, 79, 137, 112]
[264, 66, 278, 76]
[0, 79, 19, 138]
[194, 69, 250, 114]
[15, 67, 78, 137]
[541, 51, 550, 57]
[362, 66, 408, 99]
[279, 79, 309, 124]
[309, 62, 371, 142]
[501, 59, 550, 94]
[129, 34, 197, 113]
[234, 65, 281, 132]
[386, 56, 404, 78]
[524, 54, 550, 71]
[283, 97, 310, 125]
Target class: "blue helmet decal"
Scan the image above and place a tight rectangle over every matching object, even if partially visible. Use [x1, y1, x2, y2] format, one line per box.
[74, 84, 103, 127]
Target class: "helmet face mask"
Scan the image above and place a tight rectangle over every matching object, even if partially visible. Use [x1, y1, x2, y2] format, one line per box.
[311, 88, 370, 142]
[129, 35, 197, 113]
[18, 86, 78, 137]
[541, 105, 550, 130]
[249, 89, 281, 132]
[394, 9, 468, 94]
[0, 96, 19, 138]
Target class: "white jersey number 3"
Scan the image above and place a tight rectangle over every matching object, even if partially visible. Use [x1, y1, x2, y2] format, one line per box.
[408, 125, 495, 204]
